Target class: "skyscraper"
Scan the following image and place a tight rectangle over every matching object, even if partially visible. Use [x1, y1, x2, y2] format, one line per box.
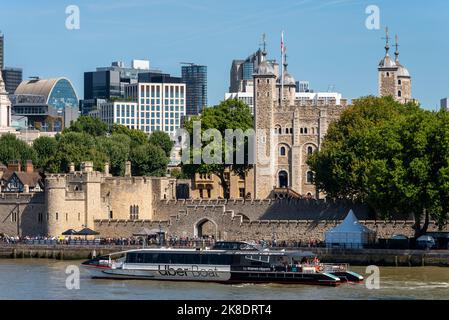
[181, 64, 207, 115]
[0, 32, 4, 70]
[2, 67, 22, 94]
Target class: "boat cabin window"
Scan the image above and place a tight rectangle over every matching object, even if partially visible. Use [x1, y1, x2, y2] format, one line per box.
[125, 252, 233, 265]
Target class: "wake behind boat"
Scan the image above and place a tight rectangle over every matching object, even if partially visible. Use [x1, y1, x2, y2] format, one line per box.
[81, 241, 363, 286]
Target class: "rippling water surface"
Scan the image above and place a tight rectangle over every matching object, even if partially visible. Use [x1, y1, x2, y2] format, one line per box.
[0, 259, 448, 300]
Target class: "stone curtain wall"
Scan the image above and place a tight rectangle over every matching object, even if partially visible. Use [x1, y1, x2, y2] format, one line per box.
[95, 198, 449, 241]
[0, 193, 45, 236]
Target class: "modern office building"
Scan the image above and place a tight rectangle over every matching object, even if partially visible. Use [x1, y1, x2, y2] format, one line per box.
[181, 64, 207, 115]
[124, 81, 186, 136]
[296, 81, 310, 93]
[138, 72, 182, 84]
[224, 92, 254, 115]
[12, 77, 79, 132]
[89, 101, 138, 129]
[0, 32, 4, 70]
[82, 60, 160, 115]
[2, 67, 22, 94]
[229, 49, 278, 93]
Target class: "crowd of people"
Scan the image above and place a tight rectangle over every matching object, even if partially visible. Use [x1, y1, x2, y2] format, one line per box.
[0, 233, 323, 249]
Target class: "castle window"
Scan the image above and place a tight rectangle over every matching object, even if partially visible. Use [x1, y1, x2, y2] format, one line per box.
[307, 146, 314, 155]
[266, 79, 269, 84]
[257, 79, 260, 84]
[386, 72, 390, 77]
[66, 213, 68, 221]
[55, 212, 58, 221]
[207, 189, 211, 198]
[280, 146, 286, 156]
[398, 90, 402, 97]
[398, 79, 402, 85]
[239, 188, 245, 198]
[109, 211, 113, 219]
[300, 128, 304, 134]
[304, 128, 308, 134]
[306, 171, 314, 184]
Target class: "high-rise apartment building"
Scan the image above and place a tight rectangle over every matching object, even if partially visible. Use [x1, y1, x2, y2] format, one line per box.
[181, 64, 207, 115]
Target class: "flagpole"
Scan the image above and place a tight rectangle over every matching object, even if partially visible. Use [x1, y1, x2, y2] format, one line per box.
[281, 31, 284, 103]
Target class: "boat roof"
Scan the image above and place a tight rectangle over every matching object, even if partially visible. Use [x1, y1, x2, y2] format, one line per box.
[103, 247, 316, 257]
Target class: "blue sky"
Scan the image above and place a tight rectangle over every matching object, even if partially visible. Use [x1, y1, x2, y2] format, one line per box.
[1, 0, 448, 110]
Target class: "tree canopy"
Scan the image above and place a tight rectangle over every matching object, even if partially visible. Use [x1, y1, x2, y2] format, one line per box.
[182, 99, 254, 198]
[3, 116, 172, 177]
[307, 96, 449, 237]
[0, 134, 37, 168]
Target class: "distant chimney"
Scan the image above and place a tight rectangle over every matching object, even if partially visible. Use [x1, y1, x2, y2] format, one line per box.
[124, 161, 131, 177]
[7, 160, 21, 172]
[25, 160, 34, 173]
[81, 161, 93, 173]
[104, 162, 110, 176]
[69, 162, 75, 173]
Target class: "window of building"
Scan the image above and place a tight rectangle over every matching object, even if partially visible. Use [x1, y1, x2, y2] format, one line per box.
[280, 146, 286, 156]
[398, 79, 402, 85]
[207, 189, 211, 198]
[109, 211, 113, 219]
[307, 146, 314, 155]
[55, 212, 58, 221]
[306, 171, 314, 184]
[239, 188, 245, 198]
[398, 90, 402, 97]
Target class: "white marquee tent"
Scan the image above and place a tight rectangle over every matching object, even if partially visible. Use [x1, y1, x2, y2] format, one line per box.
[325, 210, 377, 249]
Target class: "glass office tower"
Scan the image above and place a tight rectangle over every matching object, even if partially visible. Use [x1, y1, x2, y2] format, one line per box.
[181, 64, 207, 115]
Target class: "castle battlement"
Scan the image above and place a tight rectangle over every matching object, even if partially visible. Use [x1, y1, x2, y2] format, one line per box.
[104, 176, 152, 186]
[0, 192, 44, 203]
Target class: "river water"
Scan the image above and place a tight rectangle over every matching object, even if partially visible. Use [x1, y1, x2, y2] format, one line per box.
[0, 259, 448, 300]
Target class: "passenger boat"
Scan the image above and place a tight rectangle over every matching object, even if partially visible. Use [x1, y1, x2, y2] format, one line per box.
[81, 241, 363, 286]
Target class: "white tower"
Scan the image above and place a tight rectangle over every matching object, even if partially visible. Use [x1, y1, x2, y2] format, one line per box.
[0, 70, 12, 130]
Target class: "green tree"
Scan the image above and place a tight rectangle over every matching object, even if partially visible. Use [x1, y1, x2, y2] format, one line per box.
[96, 134, 131, 176]
[308, 96, 447, 237]
[149, 130, 174, 157]
[65, 115, 108, 136]
[48, 132, 108, 172]
[130, 144, 168, 177]
[32, 136, 58, 171]
[111, 124, 148, 147]
[0, 133, 37, 167]
[182, 99, 253, 199]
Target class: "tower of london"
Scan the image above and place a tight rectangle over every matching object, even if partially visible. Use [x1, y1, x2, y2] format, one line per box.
[252, 43, 347, 199]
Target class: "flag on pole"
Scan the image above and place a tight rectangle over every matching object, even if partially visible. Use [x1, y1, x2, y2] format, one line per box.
[281, 31, 285, 101]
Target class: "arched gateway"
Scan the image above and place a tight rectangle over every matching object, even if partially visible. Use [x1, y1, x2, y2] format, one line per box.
[194, 218, 218, 239]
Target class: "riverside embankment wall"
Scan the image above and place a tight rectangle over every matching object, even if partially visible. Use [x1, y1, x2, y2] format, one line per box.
[2, 245, 449, 267]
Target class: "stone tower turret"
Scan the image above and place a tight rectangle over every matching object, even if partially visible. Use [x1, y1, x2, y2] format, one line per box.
[378, 28, 412, 103]
[253, 37, 277, 199]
